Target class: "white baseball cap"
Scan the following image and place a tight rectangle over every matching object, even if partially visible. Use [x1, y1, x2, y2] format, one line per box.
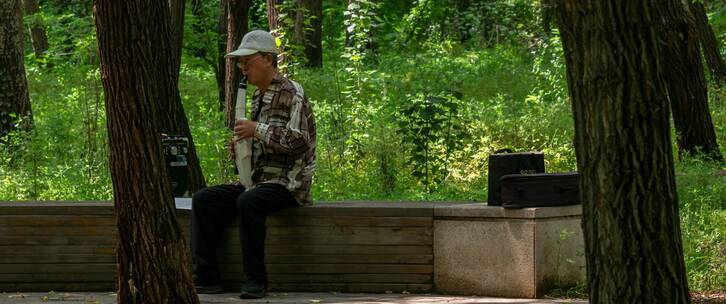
[225, 30, 279, 58]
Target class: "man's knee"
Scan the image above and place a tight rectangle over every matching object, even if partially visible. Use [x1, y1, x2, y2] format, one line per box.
[192, 187, 212, 209]
[236, 191, 262, 215]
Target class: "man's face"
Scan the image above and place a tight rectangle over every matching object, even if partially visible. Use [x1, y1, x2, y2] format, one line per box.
[237, 53, 265, 85]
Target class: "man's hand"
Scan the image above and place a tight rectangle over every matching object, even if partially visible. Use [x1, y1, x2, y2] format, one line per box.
[234, 119, 257, 140]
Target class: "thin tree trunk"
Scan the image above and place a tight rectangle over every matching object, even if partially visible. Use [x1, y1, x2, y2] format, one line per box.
[152, 0, 207, 194]
[223, 0, 251, 130]
[690, 1, 726, 84]
[217, 0, 228, 111]
[301, 0, 322, 67]
[21, 0, 49, 59]
[0, 0, 32, 139]
[169, 0, 185, 82]
[554, 0, 690, 302]
[267, 0, 280, 33]
[93, 0, 199, 302]
[267, 0, 286, 66]
[667, 2, 723, 161]
[539, 0, 554, 37]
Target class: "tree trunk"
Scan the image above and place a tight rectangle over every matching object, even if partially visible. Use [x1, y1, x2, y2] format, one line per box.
[267, 0, 280, 33]
[164, 0, 209, 194]
[223, 0, 251, 129]
[217, 0, 228, 111]
[300, 0, 322, 67]
[21, 0, 49, 59]
[169, 0, 185, 82]
[690, 1, 726, 84]
[0, 0, 32, 139]
[267, 0, 286, 66]
[554, 0, 691, 303]
[539, 0, 554, 37]
[666, 2, 723, 161]
[93, 0, 199, 302]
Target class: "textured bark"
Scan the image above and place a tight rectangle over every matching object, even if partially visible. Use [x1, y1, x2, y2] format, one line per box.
[163, 0, 209, 194]
[169, 0, 185, 82]
[554, 0, 691, 303]
[0, 0, 32, 139]
[661, 1, 723, 161]
[21, 0, 49, 58]
[217, 0, 229, 111]
[665, 2, 722, 161]
[539, 0, 554, 36]
[299, 0, 322, 67]
[223, 0, 251, 130]
[267, 0, 281, 33]
[267, 0, 286, 66]
[93, 0, 199, 302]
[690, 1, 726, 84]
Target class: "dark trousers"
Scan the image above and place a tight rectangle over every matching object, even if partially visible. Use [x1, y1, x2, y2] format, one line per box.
[191, 183, 299, 285]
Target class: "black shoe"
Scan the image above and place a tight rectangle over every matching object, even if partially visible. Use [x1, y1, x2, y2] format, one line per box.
[195, 284, 224, 294]
[239, 280, 266, 299]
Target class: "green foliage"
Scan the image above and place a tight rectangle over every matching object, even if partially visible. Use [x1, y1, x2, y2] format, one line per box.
[1, 64, 110, 200]
[677, 155, 726, 291]
[183, 0, 222, 71]
[24, 2, 96, 67]
[396, 93, 469, 192]
[399, 0, 538, 48]
[272, 1, 298, 74]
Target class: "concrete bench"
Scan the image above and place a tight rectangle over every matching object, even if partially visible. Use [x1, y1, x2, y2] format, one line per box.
[0, 200, 584, 298]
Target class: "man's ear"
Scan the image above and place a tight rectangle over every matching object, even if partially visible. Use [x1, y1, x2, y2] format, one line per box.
[264, 53, 274, 65]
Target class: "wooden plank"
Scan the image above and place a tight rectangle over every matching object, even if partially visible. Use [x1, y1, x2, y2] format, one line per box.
[0, 226, 116, 237]
[0, 273, 115, 283]
[176, 201, 440, 218]
[252, 245, 431, 255]
[0, 236, 115, 246]
[214, 254, 433, 265]
[0, 282, 115, 292]
[216, 264, 433, 275]
[0, 254, 115, 263]
[0, 264, 116, 274]
[266, 216, 432, 227]
[217, 227, 432, 246]
[217, 273, 432, 283]
[264, 282, 432, 293]
[0, 245, 115, 255]
[0, 202, 114, 215]
[265, 226, 431, 236]
[265, 264, 433, 274]
[0, 215, 115, 227]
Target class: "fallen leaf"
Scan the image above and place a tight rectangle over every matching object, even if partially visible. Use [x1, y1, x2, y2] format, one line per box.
[9, 292, 26, 299]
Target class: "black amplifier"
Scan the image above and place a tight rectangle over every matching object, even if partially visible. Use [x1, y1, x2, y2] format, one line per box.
[161, 134, 189, 197]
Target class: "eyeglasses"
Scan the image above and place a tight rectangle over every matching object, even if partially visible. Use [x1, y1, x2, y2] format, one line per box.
[236, 55, 262, 69]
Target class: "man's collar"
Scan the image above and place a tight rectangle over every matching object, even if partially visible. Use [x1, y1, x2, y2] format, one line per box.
[252, 72, 283, 100]
[271, 71, 284, 84]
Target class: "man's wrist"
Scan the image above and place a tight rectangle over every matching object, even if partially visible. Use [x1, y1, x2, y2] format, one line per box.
[254, 122, 269, 141]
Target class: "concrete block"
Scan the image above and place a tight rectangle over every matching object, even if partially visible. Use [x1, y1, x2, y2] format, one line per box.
[433, 204, 585, 298]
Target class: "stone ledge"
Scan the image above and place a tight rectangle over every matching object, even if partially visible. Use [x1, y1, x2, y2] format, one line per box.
[434, 203, 582, 219]
[433, 204, 585, 298]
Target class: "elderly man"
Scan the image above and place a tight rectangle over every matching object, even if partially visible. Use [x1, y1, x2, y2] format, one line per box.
[191, 30, 316, 299]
